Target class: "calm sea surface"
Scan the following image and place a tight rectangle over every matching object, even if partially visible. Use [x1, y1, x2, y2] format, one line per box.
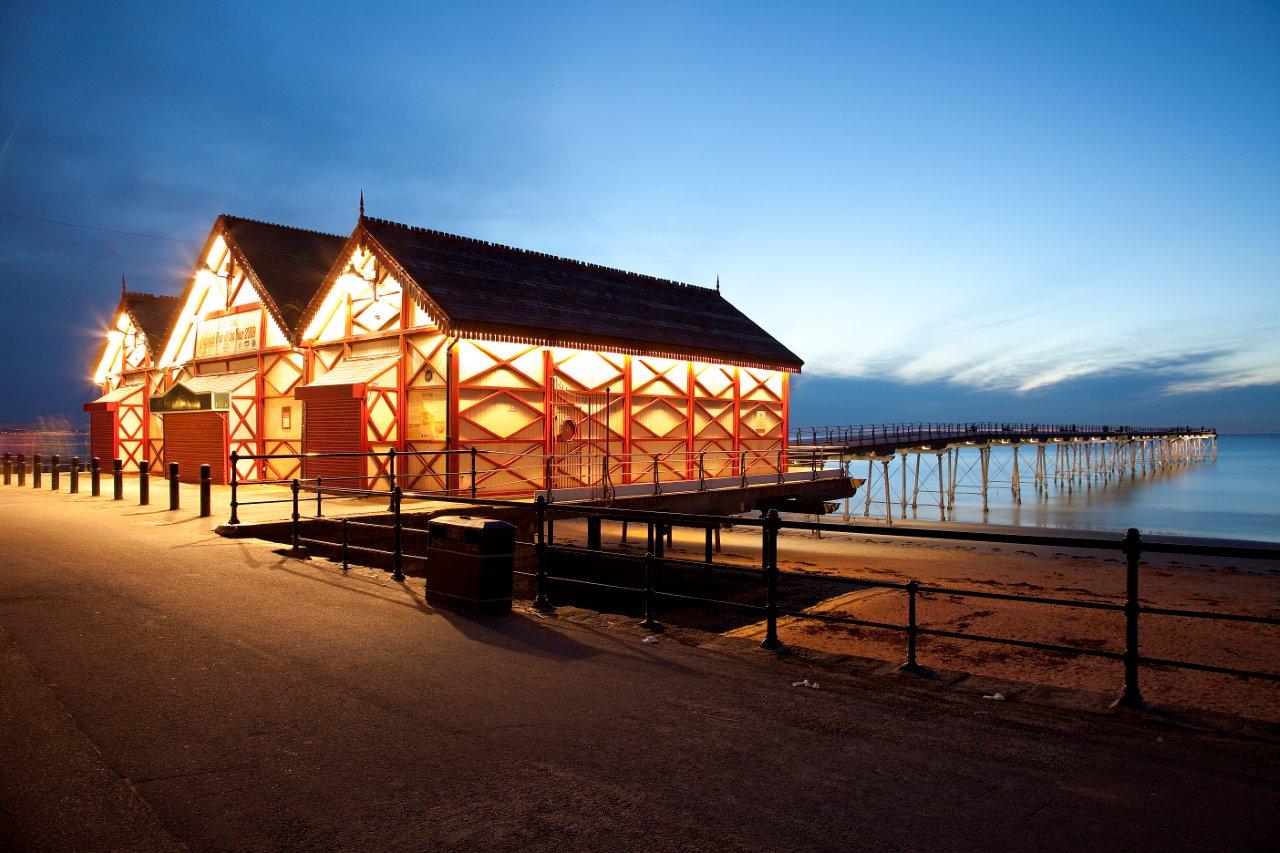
[831, 434, 1280, 543]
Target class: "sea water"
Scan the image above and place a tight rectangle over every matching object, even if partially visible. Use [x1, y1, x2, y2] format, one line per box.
[832, 434, 1280, 543]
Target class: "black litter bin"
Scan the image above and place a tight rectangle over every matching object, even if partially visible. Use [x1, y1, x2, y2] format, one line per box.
[426, 516, 516, 614]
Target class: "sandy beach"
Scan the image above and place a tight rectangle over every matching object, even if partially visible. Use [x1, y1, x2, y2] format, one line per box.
[549, 518, 1280, 722]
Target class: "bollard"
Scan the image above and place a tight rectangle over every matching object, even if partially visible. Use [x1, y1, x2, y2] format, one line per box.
[33, 454, 42, 488]
[899, 580, 921, 672]
[199, 464, 211, 517]
[228, 451, 239, 524]
[51, 454, 60, 491]
[340, 518, 350, 572]
[138, 460, 150, 505]
[70, 457, 80, 494]
[1112, 528, 1144, 709]
[391, 485, 404, 581]
[315, 476, 323, 518]
[112, 458, 123, 500]
[533, 495, 553, 611]
[17, 454, 26, 487]
[640, 552, 662, 632]
[3, 452, 10, 485]
[168, 462, 180, 510]
[90, 457, 101, 497]
[761, 509, 782, 650]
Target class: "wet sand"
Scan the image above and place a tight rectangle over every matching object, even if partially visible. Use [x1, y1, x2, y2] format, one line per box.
[552, 519, 1280, 722]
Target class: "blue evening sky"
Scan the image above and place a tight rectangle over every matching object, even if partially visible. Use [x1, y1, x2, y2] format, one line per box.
[1, 1, 1277, 430]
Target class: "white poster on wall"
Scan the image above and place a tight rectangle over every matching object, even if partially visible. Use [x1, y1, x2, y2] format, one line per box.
[196, 313, 260, 359]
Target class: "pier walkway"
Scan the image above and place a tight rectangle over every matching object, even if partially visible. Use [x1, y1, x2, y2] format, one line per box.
[788, 422, 1218, 523]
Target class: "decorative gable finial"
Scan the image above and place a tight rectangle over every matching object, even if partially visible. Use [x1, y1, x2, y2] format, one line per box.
[359, 190, 365, 219]
[120, 273, 127, 298]
[715, 274, 720, 293]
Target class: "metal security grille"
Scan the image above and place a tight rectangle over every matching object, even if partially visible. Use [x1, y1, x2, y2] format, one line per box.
[89, 411, 116, 464]
[302, 399, 362, 485]
[163, 412, 228, 484]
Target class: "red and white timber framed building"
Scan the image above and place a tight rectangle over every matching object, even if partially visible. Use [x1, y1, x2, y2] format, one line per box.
[84, 287, 181, 473]
[150, 215, 344, 483]
[293, 215, 803, 497]
[88, 211, 802, 496]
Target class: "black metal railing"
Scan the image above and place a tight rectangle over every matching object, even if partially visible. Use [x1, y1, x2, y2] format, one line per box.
[273, 486, 1276, 709]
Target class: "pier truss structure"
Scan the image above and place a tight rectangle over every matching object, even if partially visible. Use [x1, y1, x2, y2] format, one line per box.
[788, 423, 1218, 525]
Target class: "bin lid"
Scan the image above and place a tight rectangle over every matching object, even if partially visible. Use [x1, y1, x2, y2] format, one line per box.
[428, 515, 516, 547]
[428, 515, 514, 531]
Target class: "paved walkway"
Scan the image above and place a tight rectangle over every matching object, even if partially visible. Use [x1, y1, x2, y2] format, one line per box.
[1, 486, 1277, 850]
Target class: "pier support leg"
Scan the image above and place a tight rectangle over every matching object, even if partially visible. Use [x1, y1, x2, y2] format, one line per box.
[883, 459, 893, 525]
[864, 459, 873, 517]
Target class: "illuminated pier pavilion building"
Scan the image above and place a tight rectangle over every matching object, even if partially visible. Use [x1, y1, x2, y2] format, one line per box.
[89, 211, 802, 496]
[84, 286, 181, 472]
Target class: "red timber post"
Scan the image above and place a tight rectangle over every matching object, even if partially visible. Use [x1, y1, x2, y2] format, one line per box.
[732, 366, 742, 478]
[543, 348, 554, 487]
[446, 339, 460, 494]
[622, 355, 633, 484]
[686, 361, 696, 481]
[780, 371, 790, 473]
[397, 288, 410, 457]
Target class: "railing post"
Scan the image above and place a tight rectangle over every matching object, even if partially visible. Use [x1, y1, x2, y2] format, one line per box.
[470, 445, 477, 499]
[228, 451, 239, 524]
[640, 551, 662, 632]
[587, 515, 601, 551]
[340, 518, 350, 572]
[386, 448, 397, 511]
[778, 449, 784, 485]
[899, 580, 921, 672]
[199, 464, 211, 517]
[168, 462, 180, 510]
[1113, 528, 1144, 709]
[32, 453, 41, 488]
[705, 526, 714, 564]
[289, 478, 305, 556]
[16, 454, 25, 487]
[69, 456, 80, 494]
[652, 454, 660, 496]
[740, 450, 747, 488]
[698, 451, 705, 491]
[533, 495, 554, 612]
[391, 485, 404, 581]
[315, 476, 324, 518]
[90, 457, 101, 497]
[2, 452, 10, 485]
[51, 454, 60, 491]
[112, 458, 122, 500]
[544, 455, 553, 500]
[761, 509, 782, 650]
[138, 460, 150, 506]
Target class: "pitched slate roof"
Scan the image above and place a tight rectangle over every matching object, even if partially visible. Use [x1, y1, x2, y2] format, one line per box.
[221, 216, 346, 338]
[121, 292, 181, 352]
[353, 217, 802, 371]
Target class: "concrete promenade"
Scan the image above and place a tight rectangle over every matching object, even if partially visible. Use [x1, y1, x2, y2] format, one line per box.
[1, 486, 1277, 850]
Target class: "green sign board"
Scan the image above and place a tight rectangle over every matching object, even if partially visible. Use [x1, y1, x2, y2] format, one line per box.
[150, 384, 231, 413]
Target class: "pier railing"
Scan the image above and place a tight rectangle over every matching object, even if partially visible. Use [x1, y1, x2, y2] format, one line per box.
[792, 422, 1216, 450]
